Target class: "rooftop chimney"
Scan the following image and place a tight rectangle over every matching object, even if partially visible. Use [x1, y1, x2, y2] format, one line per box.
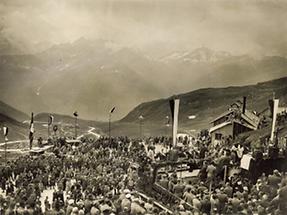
[243, 96, 247, 114]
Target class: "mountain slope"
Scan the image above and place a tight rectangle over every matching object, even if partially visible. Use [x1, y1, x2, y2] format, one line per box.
[0, 101, 29, 122]
[120, 77, 287, 136]
[0, 113, 28, 142]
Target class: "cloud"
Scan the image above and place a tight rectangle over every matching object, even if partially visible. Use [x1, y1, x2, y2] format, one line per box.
[0, 0, 286, 55]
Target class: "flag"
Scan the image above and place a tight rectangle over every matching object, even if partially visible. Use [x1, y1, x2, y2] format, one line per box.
[270, 99, 279, 141]
[268, 99, 274, 118]
[48, 115, 54, 126]
[73, 111, 78, 117]
[3, 126, 8, 136]
[3, 126, 8, 141]
[169, 98, 180, 146]
[110, 107, 116, 113]
[169, 100, 175, 121]
[29, 112, 34, 149]
[139, 115, 144, 120]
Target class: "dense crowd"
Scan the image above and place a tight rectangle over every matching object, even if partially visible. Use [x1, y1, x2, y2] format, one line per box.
[0, 137, 162, 215]
[153, 135, 287, 214]
[0, 134, 286, 214]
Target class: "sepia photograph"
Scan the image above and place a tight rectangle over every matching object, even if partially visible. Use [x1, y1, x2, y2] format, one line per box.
[0, 0, 287, 214]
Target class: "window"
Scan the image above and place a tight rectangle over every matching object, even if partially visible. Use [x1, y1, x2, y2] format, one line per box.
[215, 133, 222, 140]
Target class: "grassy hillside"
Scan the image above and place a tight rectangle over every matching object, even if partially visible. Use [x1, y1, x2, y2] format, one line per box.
[118, 77, 287, 136]
[0, 113, 28, 142]
[0, 101, 29, 122]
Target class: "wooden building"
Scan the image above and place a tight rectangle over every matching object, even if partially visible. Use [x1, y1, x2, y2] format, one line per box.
[209, 97, 260, 145]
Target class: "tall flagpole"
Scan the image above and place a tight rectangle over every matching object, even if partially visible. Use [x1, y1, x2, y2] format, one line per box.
[109, 112, 111, 144]
[169, 98, 180, 147]
[109, 107, 116, 145]
[29, 112, 34, 150]
[3, 126, 8, 163]
[139, 115, 144, 139]
[174, 99, 180, 147]
[4, 137, 7, 163]
[271, 99, 279, 142]
[75, 116, 78, 139]
[73, 111, 78, 139]
[48, 116, 50, 139]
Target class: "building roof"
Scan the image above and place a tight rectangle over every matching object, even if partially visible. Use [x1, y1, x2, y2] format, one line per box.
[209, 118, 257, 134]
[209, 121, 232, 133]
[210, 110, 233, 123]
[211, 101, 260, 129]
[240, 110, 260, 128]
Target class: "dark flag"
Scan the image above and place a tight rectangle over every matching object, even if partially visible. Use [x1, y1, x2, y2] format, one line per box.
[73, 111, 78, 117]
[269, 99, 274, 118]
[169, 98, 180, 146]
[48, 115, 54, 126]
[169, 100, 175, 122]
[29, 112, 34, 149]
[110, 107, 116, 113]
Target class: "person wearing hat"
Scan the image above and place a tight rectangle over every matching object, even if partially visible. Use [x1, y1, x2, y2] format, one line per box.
[118, 206, 130, 215]
[66, 199, 75, 215]
[130, 198, 146, 214]
[90, 203, 100, 215]
[121, 194, 131, 212]
[193, 194, 202, 211]
[71, 207, 79, 215]
[183, 188, 195, 205]
[201, 195, 211, 214]
[100, 203, 111, 215]
[144, 198, 154, 213]
[268, 170, 281, 188]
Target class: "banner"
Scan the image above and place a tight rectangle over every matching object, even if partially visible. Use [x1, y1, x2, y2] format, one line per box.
[3, 126, 8, 141]
[169, 98, 180, 146]
[240, 154, 253, 170]
[3, 126, 8, 136]
[29, 112, 34, 149]
[270, 99, 279, 141]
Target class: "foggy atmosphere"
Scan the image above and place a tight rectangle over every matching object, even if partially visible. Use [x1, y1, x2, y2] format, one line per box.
[0, 0, 287, 214]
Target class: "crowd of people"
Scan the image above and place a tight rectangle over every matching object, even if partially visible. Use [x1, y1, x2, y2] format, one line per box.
[0, 133, 286, 214]
[152, 134, 287, 214]
[0, 137, 163, 214]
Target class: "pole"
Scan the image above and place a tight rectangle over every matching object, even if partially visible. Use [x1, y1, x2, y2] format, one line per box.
[74, 116, 78, 139]
[48, 123, 50, 139]
[224, 165, 228, 184]
[109, 113, 111, 144]
[140, 119, 142, 139]
[271, 99, 279, 142]
[4, 138, 7, 163]
[139, 116, 144, 139]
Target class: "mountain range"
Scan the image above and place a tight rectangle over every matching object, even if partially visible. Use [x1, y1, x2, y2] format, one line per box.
[117, 77, 287, 137]
[1, 38, 287, 121]
[0, 77, 287, 139]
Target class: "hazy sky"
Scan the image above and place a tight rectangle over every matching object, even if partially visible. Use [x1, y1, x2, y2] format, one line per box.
[0, 0, 287, 56]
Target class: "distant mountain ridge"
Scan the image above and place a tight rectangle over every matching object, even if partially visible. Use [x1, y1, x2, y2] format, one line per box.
[160, 47, 232, 63]
[0, 38, 287, 121]
[120, 77, 287, 135]
[0, 101, 28, 122]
